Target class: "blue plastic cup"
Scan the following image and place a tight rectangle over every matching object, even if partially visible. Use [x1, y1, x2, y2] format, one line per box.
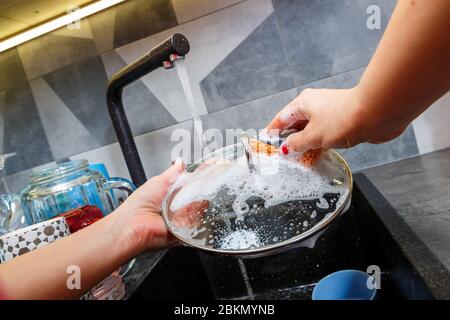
[312, 270, 377, 300]
[89, 163, 110, 179]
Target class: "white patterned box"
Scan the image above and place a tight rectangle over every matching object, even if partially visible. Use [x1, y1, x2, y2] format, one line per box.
[0, 217, 70, 263]
[0, 216, 110, 300]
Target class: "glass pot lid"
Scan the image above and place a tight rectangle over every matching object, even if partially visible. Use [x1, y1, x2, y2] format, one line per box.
[162, 141, 352, 257]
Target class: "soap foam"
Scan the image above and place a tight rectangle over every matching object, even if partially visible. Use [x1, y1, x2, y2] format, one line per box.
[168, 152, 349, 250]
[220, 229, 260, 250]
[170, 153, 346, 212]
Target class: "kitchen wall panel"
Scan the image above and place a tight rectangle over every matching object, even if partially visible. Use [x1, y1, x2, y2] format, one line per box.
[273, 0, 396, 86]
[2, 82, 53, 175]
[17, 28, 98, 80]
[200, 13, 294, 113]
[113, 0, 178, 48]
[1, 0, 447, 193]
[43, 55, 115, 146]
[0, 48, 28, 91]
[100, 50, 177, 136]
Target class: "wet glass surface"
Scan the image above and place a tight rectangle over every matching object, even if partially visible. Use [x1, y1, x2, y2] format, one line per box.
[163, 144, 351, 254]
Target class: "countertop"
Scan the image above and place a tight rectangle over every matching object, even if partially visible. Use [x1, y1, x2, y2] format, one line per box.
[363, 147, 450, 272]
[126, 148, 450, 300]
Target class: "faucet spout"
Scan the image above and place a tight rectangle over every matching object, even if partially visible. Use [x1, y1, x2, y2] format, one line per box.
[163, 53, 186, 69]
[106, 34, 190, 186]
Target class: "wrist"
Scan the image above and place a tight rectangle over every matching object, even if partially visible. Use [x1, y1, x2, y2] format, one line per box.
[103, 209, 142, 260]
[344, 85, 373, 144]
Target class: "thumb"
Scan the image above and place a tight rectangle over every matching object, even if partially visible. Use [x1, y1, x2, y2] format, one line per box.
[162, 158, 185, 185]
[133, 158, 184, 205]
[265, 96, 310, 131]
[282, 126, 320, 154]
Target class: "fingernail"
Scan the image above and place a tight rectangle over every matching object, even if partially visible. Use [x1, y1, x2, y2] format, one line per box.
[281, 143, 289, 155]
[175, 157, 185, 169]
[280, 108, 295, 122]
[171, 157, 183, 168]
[169, 158, 184, 184]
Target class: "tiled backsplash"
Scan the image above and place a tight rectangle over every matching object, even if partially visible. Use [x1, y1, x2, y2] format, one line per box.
[0, 0, 449, 194]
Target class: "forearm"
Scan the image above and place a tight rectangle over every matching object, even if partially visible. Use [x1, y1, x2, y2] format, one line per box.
[265, 1, 450, 152]
[357, 0, 450, 128]
[0, 209, 137, 300]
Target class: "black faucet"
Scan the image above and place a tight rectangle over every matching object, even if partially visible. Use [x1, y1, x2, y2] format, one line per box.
[106, 34, 190, 187]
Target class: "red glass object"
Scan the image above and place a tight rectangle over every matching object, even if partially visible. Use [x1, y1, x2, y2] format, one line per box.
[58, 205, 104, 233]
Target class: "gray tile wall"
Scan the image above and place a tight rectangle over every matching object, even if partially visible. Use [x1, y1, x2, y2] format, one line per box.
[2, 82, 53, 174]
[0, 0, 447, 194]
[273, 0, 396, 86]
[113, 0, 178, 47]
[200, 13, 295, 112]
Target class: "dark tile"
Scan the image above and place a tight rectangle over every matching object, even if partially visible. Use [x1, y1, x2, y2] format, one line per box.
[297, 67, 364, 92]
[123, 81, 178, 135]
[113, 0, 178, 48]
[0, 48, 28, 91]
[201, 88, 297, 147]
[0, 91, 5, 154]
[2, 83, 53, 175]
[29, 78, 100, 160]
[43, 55, 116, 146]
[88, 8, 116, 53]
[273, 0, 396, 86]
[338, 125, 419, 172]
[101, 51, 177, 136]
[18, 34, 98, 79]
[200, 14, 294, 113]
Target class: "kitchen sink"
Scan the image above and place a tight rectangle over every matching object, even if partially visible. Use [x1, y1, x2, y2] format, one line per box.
[129, 173, 450, 300]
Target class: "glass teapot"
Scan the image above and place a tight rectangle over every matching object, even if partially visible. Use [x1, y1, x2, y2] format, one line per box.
[21, 160, 135, 225]
[0, 194, 27, 235]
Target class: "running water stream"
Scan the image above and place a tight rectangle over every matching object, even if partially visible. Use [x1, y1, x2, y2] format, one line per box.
[174, 59, 255, 299]
[238, 258, 255, 300]
[174, 59, 211, 161]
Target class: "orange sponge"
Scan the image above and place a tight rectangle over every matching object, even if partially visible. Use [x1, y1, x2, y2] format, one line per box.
[299, 149, 322, 167]
[249, 139, 278, 156]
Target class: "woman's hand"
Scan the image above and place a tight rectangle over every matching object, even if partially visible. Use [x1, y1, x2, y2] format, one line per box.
[0, 161, 185, 299]
[113, 160, 184, 254]
[264, 86, 411, 154]
[266, 0, 450, 155]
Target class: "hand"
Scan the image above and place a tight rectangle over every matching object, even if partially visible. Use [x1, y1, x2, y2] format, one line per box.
[265, 86, 410, 154]
[0, 160, 185, 300]
[113, 160, 184, 254]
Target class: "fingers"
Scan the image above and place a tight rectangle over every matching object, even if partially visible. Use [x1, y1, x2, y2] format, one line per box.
[162, 158, 185, 185]
[282, 126, 321, 154]
[265, 95, 310, 131]
[172, 200, 209, 228]
[131, 159, 184, 206]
